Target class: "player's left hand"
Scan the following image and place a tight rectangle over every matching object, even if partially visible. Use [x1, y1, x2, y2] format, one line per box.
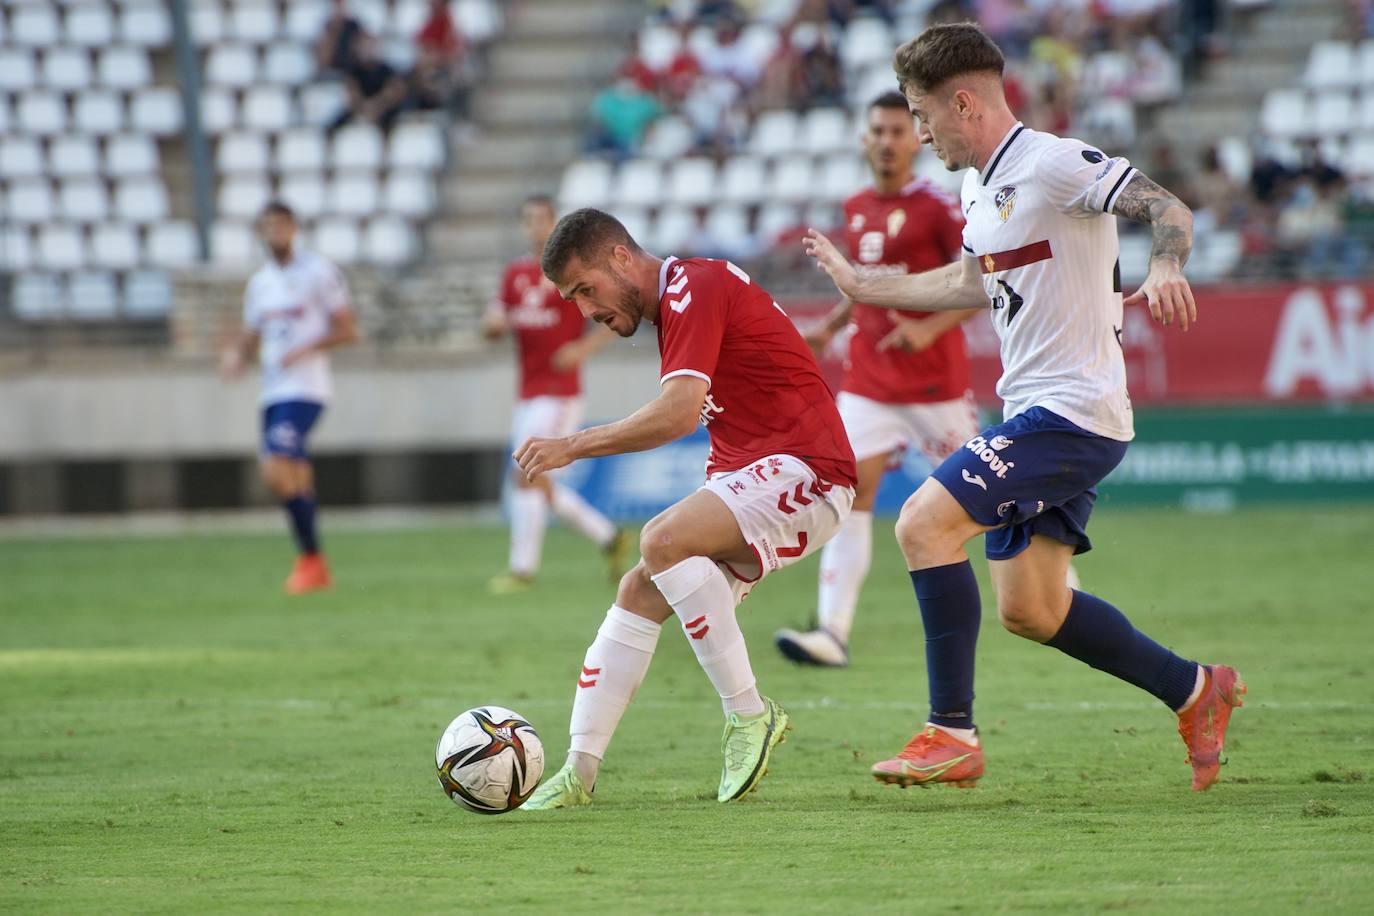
[514, 436, 576, 481]
[877, 311, 939, 352]
[803, 229, 862, 301]
[280, 345, 315, 368]
[551, 341, 585, 371]
[1125, 261, 1196, 332]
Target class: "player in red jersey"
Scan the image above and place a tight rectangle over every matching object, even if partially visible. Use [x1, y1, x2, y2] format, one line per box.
[775, 92, 984, 667]
[482, 195, 628, 594]
[513, 209, 857, 808]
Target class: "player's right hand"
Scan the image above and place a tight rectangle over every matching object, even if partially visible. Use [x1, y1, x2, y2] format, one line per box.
[803, 229, 861, 301]
[514, 436, 575, 482]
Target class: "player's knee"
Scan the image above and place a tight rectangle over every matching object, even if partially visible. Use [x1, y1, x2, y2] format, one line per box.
[637, 518, 686, 573]
[996, 597, 1058, 641]
[894, 504, 942, 565]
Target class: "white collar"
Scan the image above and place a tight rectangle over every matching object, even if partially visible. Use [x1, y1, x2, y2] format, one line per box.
[657, 255, 679, 299]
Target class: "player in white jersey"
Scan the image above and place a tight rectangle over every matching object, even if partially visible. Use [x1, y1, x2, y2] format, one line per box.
[221, 202, 358, 594]
[804, 24, 1244, 792]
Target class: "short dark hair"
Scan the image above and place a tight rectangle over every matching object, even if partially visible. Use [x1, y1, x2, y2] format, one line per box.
[259, 200, 296, 221]
[869, 90, 910, 113]
[540, 208, 640, 282]
[892, 23, 1004, 95]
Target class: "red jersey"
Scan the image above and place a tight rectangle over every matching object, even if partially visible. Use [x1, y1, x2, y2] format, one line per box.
[655, 257, 857, 488]
[842, 178, 969, 404]
[496, 259, 586, 399]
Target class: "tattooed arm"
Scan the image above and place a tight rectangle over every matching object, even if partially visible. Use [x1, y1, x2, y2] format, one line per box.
[1111, 172, 1197, 331]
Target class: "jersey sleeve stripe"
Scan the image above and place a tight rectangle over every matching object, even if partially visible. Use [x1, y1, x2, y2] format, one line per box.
[978, 239, 1053, 274]
[1103, 167, 1137, 214]
[962, 243, 975, 254]
[660, 368, 712, 388]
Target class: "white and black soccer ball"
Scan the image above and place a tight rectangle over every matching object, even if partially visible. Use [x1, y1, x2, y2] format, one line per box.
[435, 706, 544, 815]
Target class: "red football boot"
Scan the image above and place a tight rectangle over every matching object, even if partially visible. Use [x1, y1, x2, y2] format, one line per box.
[285, 553, 331, 595]
[1177, 664, 1246, 791]
[871, 725, 984, 788]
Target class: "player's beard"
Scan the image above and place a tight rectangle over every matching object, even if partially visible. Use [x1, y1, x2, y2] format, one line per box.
[611, 274, 641, 337]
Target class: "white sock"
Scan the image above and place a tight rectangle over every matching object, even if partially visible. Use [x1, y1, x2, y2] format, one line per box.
[928, 722, 979, 746]
[567, 605, 661, 788]
[816, 509, 872, 644]
[651, 556, 765, 718]
[551, 483, 616, 547]
[508, 487, 548, 576]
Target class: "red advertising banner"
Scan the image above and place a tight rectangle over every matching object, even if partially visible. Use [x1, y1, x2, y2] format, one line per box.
[785, 282, 1374, 406]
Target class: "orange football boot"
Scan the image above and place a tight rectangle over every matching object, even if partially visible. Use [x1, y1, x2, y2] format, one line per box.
[1177, 664, 1246, 791]
[871, 725, 984, 788]
[285, 553, 332, 595]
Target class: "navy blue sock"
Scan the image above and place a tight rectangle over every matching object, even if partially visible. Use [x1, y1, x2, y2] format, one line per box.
[283, 495, 319, 555]
[1046, 590, 1198, 710]
[910, 561, 982, 730]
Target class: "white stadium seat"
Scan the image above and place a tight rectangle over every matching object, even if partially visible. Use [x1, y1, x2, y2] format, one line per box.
[667, 157, 718, 207]
[199, 87, 237, 134]
[768, 157, 815, 202]
[806, 201, 840, 232]
[129, 88, 181, 135]
[43, 47, 94, 92]
[121, 4, 173, 46]
[231, 3, 281, 44]
[37, 224, 88, 271]
[106, 134, 160, 177]
[614, 159, 663, 208]
[12, 274, 63, 320]
[191, 3, 227, 46]
[1348, 135, 1374, 176]
[391, 0, 430, 38]
[557, 159, 612, 210]
[351, 0, 388, 34]
[720, 156, 768, 205]
[211, 220, 257, 265]
[705, 204, 756, 259]
[18, 91, 68, 135]
[455, 0, 502, 43]
[77, 90, 127, 135]
[329, 172, 381, 216]
[275, 128, 327, 172]
[146, 221, 200, 267]
[99, 47, 153, 90]
[12, 6, 61, 47]
[642, 116, 695, 160]
[802, 108, 852, 155]
[1305, 41, 1355, 90]
[59, 178, 110, 223]
[1359, 40, 1374, 87]
[242, 85, 296, 131]
[206, 45, 258, 88]
[285, 1, 330, 43]
[0, 137, 45, 179]
[841, 17, 892, 68]
[301, 82, 347, 126]
[123, 269, 174, 317]
[66, 4, 115, 47]
[757, 202, 801, 243]
[115, 178, 169, 223]
[383, 172, 437, 216]
[313, 218, 361, 263]
[651, 208, 699, 253]
[217, 132, 271, 174]
[278, 174, 327, 218]
[332, 124, 384, 170]
[639, 25, 681, 70]
[91, 223, 142, 270]
[0, 97, 8, 136]
[263, 42, 314, 86]
[0, 49, 37, 92]
[50, 135, 101, 177]
[610, 208, 650, 246]
[751, 110, 799, 156]
[364, 216, 418, 264]
[7, 180, 55, 224]
[1261, 89, 1311, 137]
[68, 271, 120, 319]
[218, 176, 272, 220]
[388, 121, 447, 170]
[2, 226, 36, 273]
[1313, 92, 1356, 138]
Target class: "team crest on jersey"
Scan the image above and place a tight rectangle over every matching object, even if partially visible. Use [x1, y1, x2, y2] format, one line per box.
[886, 208, 906, 238]
[995, 186, 1017, 222]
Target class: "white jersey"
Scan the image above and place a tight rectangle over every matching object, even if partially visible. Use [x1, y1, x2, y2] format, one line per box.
[960, 122, 1137, 441]
[242, 248, 351, 407]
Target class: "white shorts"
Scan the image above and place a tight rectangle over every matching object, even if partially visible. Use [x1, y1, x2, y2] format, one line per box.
[837, 391, 980, 466]
[702, 454, 855, 604]
[511, 396, 584, 473]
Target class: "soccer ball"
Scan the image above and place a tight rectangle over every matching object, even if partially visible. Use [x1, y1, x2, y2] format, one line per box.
[435, 706, 544, 814]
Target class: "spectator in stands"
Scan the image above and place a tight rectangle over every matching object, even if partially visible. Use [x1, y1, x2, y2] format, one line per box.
[587, 76, 664, 158]
[682, 74, 748, 154]
[410, 0, 468, 115]
[1192, 145, 1244, 231]
[329, 32, 409, 133]
[315, 0, 364, 74]
[661, 23, 705, 102]
[796, 21, 845, 107]
[699, 17, 764, 88]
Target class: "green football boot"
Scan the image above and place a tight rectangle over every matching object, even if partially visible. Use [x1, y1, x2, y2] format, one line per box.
[521, 763, 593, 811]
[718, 696, 790, 802]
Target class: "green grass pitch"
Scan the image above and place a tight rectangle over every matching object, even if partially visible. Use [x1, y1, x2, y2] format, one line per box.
[3, 506, 1372, 913]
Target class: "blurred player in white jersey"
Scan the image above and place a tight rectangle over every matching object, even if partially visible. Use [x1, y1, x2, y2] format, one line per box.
[221, 202, 358, 594]
[806, 24, 1244, 792]
[774, 91, 982, 667]
[483, 195, 628, 594]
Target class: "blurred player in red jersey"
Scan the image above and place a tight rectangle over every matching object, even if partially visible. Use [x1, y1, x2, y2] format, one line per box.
[483, 196, 628, 594]
[774, 92, 983, 666]
[514, 210, 857, 808]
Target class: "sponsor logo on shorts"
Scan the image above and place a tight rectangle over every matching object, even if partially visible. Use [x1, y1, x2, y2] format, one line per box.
[962, 469, 988, 490]
[727, 480, 747, 495]
[267, 422, 300, 451]
[963, 435, 1015, 480]
[997, 499, 1016, 518]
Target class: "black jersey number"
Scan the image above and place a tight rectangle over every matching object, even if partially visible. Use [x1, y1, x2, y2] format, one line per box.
[991, 280, 1024, 324]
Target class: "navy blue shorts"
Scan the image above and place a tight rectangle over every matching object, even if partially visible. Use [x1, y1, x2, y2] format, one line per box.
[261, 400, 324, 460]
[930, 407, 1129, 561]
